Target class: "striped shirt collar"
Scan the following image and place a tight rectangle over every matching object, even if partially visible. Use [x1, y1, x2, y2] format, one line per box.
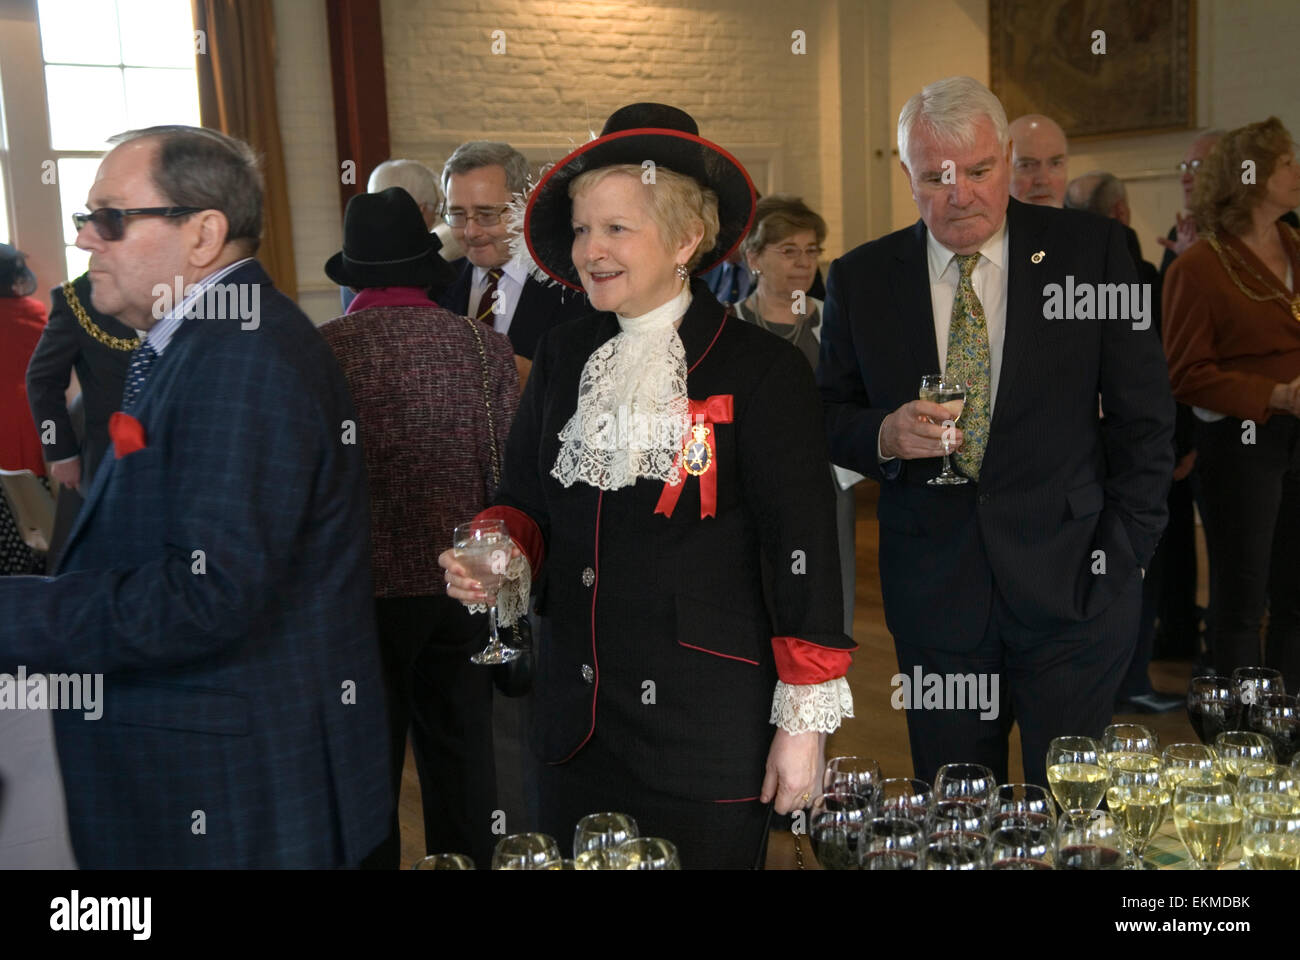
[146, 257, 255, 355]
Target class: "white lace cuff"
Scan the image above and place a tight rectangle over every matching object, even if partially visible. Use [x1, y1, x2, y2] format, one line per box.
[770, 677, 855, 735]
[466, 553, 531, 627]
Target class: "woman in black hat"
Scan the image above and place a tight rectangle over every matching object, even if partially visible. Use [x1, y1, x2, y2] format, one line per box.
[321, 187, 517, 868]
[441, 105, 855, 868]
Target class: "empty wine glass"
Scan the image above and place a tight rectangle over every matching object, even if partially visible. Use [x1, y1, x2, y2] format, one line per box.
[1240, 794, 1300, 869]
[1162, 742, 1221, 793]
[933, 762, 997, 805]
[1246, 693, 1300, 764]
[1173, 778, 1242, 870]
[412, 853, 475, 869]
[1055, 809, 1124, 870]
[824, 756, 882, 809]
[452, 519, 521, 665]
[1232, 666, 1285, 712]
[1214, 731, 1275, 786]
[1046, 736, 1108, 825]
[809, 788, 871, 870]
[860, 816, 925, 870]
[919, 374, 968, 486]
[925, 830, 987, 870]
[573, 812, 639, 860]
[930, 798, 988, 836]
[619, 837, 680, 870]
[987, 822, 1055, 869]
[491, 833, 562, 870]
[992, 783, 1056, 829]
[1106, 752, 1168, 870]
[878, 777, 931, 821]
[1187, 675, 1239, 745]
[1102, 722, 1158, 766]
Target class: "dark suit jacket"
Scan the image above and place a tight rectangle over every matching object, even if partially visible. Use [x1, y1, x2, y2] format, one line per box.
[819, 198, 1175, 652]
[437, 258, 590, 359]
[0, 260, 390, 867]
[25, 273, 134, 485]
[486, 279, 852, 801]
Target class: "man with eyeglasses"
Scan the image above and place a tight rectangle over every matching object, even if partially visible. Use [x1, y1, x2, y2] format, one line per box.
[0, 124, 390, 867]
[437, 141, 588, 390]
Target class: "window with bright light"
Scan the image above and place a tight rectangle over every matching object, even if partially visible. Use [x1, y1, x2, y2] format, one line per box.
[37, 0, 200, 280]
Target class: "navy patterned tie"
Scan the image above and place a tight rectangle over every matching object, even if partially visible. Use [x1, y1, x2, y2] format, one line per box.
[121, 342, 159, 411]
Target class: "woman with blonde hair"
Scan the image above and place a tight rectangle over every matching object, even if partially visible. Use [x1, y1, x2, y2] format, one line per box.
[441, 104, 855, 868]
[1164, 116, 1300, 688]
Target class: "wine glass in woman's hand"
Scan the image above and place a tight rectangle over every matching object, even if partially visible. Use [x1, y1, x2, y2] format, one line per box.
[447, 519, 522, 665]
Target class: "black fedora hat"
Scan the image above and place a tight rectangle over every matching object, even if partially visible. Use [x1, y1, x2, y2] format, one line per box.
[326, 187, 454, 290]
[523, 103, 757, 291]
[0, 243, 37, 298]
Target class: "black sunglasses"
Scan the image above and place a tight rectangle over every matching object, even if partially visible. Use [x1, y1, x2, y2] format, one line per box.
[71, 206, 203, 241]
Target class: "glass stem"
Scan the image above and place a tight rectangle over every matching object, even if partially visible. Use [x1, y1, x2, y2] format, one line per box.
[488, 603, 500, 646]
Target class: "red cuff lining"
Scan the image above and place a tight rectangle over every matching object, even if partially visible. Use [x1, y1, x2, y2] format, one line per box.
[477, 506, 545, 575]
[771, 636, 855, 685]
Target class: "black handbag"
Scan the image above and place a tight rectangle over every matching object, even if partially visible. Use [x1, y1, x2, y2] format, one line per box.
[462, 315, 535, 698]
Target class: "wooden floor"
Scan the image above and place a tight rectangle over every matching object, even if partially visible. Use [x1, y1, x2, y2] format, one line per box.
[397, 482, 1207, 868]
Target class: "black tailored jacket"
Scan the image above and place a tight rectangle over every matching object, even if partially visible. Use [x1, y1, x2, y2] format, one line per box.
[496, 279, 852, 801]
[819, 198, 1175, 652]
[438, 258, 591, 360]
[26, 273, 134, 483]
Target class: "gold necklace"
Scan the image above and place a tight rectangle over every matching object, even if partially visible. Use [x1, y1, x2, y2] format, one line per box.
[1205, 227, 1300, 322]
[747, 290, 805, 342]
[62, 280, 140, 351]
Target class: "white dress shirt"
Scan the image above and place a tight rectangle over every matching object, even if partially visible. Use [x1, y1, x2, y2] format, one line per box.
[879, 219, 1010, 462]
[467, 257, 526, 339]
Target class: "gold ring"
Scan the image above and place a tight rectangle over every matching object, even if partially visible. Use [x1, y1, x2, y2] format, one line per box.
[800, 792, 811, 805]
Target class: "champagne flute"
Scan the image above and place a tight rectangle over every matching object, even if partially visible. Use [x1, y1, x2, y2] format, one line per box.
[412, 853, 475, 869]
[878, 777, 932, 821]
[824, 756, 882, 809]
[453, 520, 522, 665]
[919, 374, 968, 486]
[987, 822, 1055, 869]
[620, 837, 681, 870]
[1173, 779, 1242, 869]
[1245, 693, 1300, 764]
[1214, 731, 1275, 787]
[1240, 794, 1300, 869]
[491, 833, 562, 870]
[1046, 736, 1108, 825]
[1102, 723, 1158, 767]
[573, 812, 639, 861]
[1162, 742, 1221, 793]
[861, 816, 926, 870]
[933, 762, 997, 805]
[1187, 675, 1239, 745]
[1055, 809, 1125, 870]
[809, 788, 871, 870]
[1106, 752, 1168, 870]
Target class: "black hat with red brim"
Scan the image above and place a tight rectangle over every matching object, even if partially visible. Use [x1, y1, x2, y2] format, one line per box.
[523, 103, 757, 291]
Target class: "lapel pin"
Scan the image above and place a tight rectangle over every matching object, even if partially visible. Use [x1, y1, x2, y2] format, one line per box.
[1031, 250, 1045, 264]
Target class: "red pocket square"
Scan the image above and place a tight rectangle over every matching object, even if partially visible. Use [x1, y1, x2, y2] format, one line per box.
[109, 412, 147, 459]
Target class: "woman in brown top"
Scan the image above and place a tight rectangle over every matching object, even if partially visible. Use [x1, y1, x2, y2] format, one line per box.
[1163, 117, 1300, 688]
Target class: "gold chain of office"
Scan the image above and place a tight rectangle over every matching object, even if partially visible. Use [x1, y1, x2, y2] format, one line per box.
[61, 281, 140, 351]
[1205, 224, 1300, 322]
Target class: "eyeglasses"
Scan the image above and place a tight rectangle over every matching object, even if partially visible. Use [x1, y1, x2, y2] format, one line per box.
[72, 206, 203, 242]
[1176, 159, 1204, 175]
[444, 206, 510, 228]
[771, 244, 823, 263]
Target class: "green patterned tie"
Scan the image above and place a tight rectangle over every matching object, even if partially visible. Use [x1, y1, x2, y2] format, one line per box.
[947, 253, 991, 481]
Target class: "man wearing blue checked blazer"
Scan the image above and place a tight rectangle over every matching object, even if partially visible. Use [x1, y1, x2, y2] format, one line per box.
[0, 126, 389, 867]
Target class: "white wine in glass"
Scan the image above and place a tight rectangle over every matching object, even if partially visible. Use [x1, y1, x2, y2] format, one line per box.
[453, 519, 522, 665]
[1106, 753, 1168, 870]
[918, 374, 968, 486]
[1173, 779, 1242, 869]
[1047, 737, 1108, 824]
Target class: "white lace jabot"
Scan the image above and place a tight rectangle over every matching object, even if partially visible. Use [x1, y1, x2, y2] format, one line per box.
[550, 284, 692, 491]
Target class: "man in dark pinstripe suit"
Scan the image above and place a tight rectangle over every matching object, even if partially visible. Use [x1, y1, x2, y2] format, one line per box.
[819, 78, 1174, 786]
